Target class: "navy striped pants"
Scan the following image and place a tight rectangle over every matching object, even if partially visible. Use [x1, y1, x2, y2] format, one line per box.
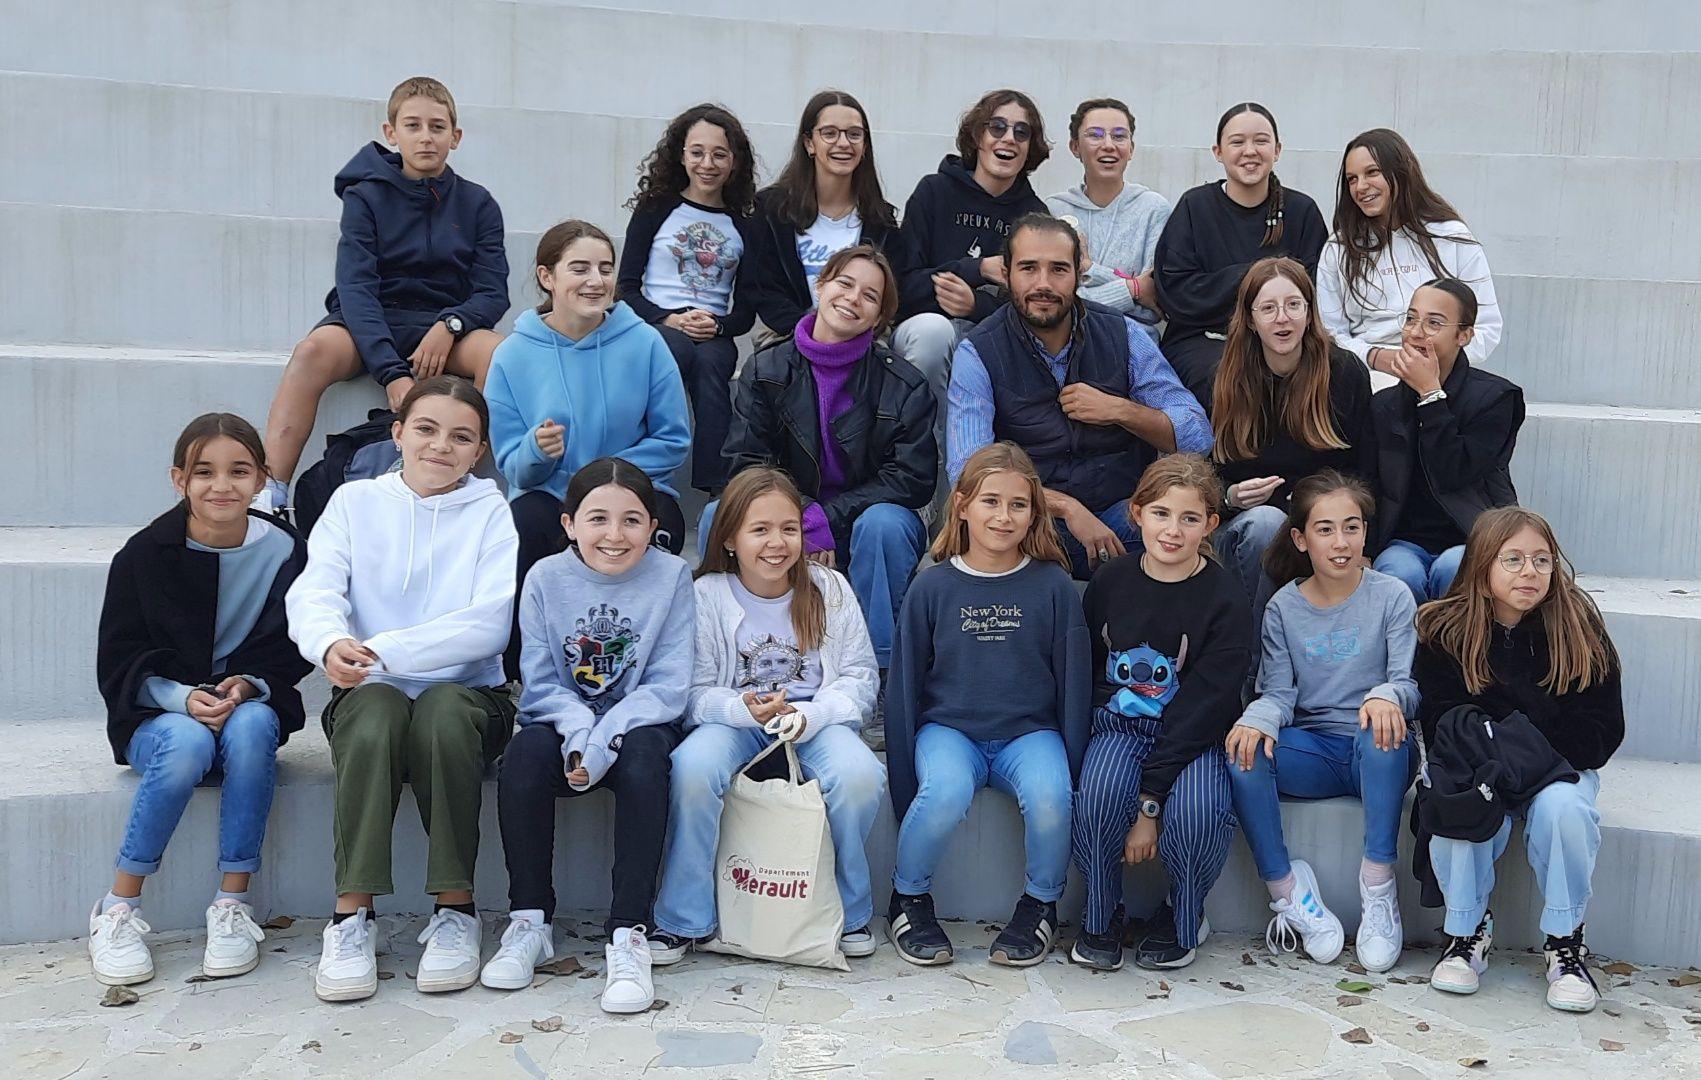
[1071, 708, 1237, 945]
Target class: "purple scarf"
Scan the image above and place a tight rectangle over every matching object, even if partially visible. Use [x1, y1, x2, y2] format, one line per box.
[794, 312, 874, 551]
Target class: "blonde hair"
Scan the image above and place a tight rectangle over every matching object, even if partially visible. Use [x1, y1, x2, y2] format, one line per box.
[1128, 454, 1224, 561]
[387, 76, 457, 128]
[1416, 507, 1618, 695]
[929, 443, 1070, 572]
[697, 468, 825, 653]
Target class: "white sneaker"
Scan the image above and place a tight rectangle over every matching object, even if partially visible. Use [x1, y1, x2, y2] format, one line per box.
[1543, 927, 1599, 1013]
[840, 924, 878, 958]
[1264, 860, 1344, 963]
[601, 925, 655, 1014]
[316, 911, 378, 1002]
[203, 900, 265, 978]
[1431, 911, 1494, 995]
[1354, 877, 1403, 973]
[415, 909, 481, 993]
[480, 915, 554, 990]
[89, 901, 154, 986]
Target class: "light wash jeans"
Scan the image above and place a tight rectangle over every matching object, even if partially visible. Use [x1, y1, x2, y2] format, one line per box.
[892, 725, 1073, 903]
[1431, 770, 1601, 938]
[1228, 723, 1417, 882]
[1374, 539, 1466, 603]
[654, 723, 886, 936]
[116, 702, 280, 875]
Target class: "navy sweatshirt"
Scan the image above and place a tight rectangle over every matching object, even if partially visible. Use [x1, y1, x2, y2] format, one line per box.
[884, 557, 1092, 818]
[1083, 554, 1253, 800]
[897, 155, 1047, 322]
[325, 142, 511, 385]
[617, 193, 757, 338]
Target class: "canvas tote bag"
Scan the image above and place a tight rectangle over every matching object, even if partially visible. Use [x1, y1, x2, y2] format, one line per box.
[701, 738, 848, 971]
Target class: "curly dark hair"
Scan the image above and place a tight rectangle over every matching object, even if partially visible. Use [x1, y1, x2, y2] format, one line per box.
[955, 89, 1051, 176]
[626, 103, 758, 216]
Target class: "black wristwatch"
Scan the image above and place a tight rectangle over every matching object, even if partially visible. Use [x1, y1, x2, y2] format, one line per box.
[443, 313, 466, 339]
[1138, 796, 1163, 820]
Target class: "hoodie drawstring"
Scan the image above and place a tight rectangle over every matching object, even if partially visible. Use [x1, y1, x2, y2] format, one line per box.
[427, 499, 441, 596]
[401, 501, 418, 594]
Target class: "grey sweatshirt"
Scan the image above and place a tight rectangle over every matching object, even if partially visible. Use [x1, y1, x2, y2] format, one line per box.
[518, 546, 695, 789]
[1239, 568, 1420, 739]
[1046, 181, 1172, 332]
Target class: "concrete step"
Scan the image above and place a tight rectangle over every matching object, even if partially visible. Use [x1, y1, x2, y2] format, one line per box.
[5, 3, 1701, 157]
[1510, 403, 1701, 579]
[5, 520, 1695, 763]
[3, 716, 1695, 968]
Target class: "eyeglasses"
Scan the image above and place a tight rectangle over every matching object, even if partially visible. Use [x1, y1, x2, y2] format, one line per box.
[984, 117, 1033, 143]
[1403, 313, 1466, 335]
[814, 125, 866, 145]
[1081, 126, 1131, 146]
[1497, 552, 1555, 574]
[1252, 297, 1308, 321]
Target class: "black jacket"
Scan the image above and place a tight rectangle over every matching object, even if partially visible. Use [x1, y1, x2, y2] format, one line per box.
[723, 336, 937, 541]
[616, 194, 756, 338]
[96, 507, 313, 764]
[897, 155, 1047, 322]
[1360, 356, 1525, 554]
[747, 186, 909, 338]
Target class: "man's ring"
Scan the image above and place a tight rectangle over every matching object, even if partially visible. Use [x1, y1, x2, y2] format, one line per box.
[1096, 548, 1110, 561]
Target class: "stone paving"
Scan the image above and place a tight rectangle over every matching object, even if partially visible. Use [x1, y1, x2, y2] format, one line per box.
[5, 911, 1700, 1078]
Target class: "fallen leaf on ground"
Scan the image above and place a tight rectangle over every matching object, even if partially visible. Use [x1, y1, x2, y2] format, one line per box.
[1336, 979, 1375, 994]
[184, 973, 213, 983]
[188, 1043, 201, 1051]
[647, 999, 670, 1012]
[1219, 981, 1244, 992]
[1669, 973, 1701, 987]
[377, 971, 395, 980]
[1240, 952, 1256, 966]
[538, 955, 582, 976]
[577, 969, 599, 980]
[300, 1041, 321, 1053]
[1405, 975, 1429, 985]
[1337, 995, 1363, 1007]
[499, 1032, 523, 1045]
[262, 916, 294, 930]
[1600, 1039, 1625, 1052]
[1682, 1015, 1701, 1025]
[1603, 1005, 1622, 1017]
[531, 1016, 563, 1033]
[1340, 1027, 1372, 1044]
[100, 986, 139, 1007]
[1415, 1022, 1431, 1032]
[1345, 962, 1368, 975]
[1460, 1056, 1488, 1068]
[1158, 980, 1171, 991]
[1603, 961, 1637, 975]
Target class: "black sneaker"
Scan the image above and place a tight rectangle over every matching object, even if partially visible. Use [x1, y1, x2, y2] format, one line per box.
[887, 892, 952, 966]
[1134, 903, 1208, 970]
[1070, 905, 1125, 971]
[990, 894, 1057, 967]
[647, 929, 709, 966]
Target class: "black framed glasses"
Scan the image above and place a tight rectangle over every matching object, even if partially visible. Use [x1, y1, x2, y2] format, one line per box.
[814, 125, 866, 145]
[984, 117, 1033, 143]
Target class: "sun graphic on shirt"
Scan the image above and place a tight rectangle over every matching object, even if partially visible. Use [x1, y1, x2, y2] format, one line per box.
[735, 633, 808, 694]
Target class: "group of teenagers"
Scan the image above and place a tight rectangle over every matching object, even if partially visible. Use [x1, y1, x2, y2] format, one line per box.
[88, 76, 1622, 1023]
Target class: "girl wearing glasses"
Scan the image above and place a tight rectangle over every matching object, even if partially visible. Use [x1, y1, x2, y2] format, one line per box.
[1152, 103, 1328, 409]
[1210, 258, 1370, 624]
[1359, 279, 1525, 603]
[1413, 507, 1622, 1014]
[1318, 129, 1502, 375]
[1045, 97, 1172, 337]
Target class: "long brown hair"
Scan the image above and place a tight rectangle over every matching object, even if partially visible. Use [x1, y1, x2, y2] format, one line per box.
[765, 89, 896, 233]
[697, 467, 825, 652]
[1332, 128, 1477, 310]
[1212, 258, 1347, 463]
[1128, 453, 1224, 561]
[1261, 470, 1375, 587]
[1416, 507, 1618, 695]
[930, 443, 1070, 571]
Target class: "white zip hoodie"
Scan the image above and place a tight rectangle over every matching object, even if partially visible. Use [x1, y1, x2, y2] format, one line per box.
[286, 472, 518, 697]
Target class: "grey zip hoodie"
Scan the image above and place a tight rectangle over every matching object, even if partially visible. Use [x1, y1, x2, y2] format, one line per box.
[1046, 181, 1172, 333]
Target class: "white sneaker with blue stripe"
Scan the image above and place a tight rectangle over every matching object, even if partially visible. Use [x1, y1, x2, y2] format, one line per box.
[1264, 859, 1344, 963]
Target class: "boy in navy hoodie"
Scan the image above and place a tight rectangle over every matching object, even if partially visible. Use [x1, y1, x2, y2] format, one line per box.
[256, 77, 511, 514]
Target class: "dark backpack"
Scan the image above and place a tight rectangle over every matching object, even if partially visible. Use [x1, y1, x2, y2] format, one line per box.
[292, 408, 402, 534]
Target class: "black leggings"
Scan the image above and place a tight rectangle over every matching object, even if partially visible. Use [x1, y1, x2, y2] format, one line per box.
[656, 324, 738, 492]
[497, 722, 678, 931]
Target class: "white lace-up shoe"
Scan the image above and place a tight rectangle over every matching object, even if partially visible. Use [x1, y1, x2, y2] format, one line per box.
[1354, 877, 1403, 973]
[316, 911, 377, 1002]
[601, 925, 655, 1014]
[480, 915, 554, 990]
[415, 909, 481, 993]
[1264, 860, 1344, 963]
[1431, 911, 1494, 995]
[89, 901, 154, 986]
[1543, 926, 1600, 1013]
[202, 900, 265, 978]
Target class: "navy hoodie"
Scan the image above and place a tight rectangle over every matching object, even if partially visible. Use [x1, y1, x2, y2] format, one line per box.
[897, 155, 1046, 322]
[325, 142, 511, 385]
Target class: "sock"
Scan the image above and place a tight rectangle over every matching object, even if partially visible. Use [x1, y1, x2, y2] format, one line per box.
[1360, 859, 1395, 888]
[510, 909, 546, 927]
[331, 909, 374, 925]
[103, 891, 140, 915]
[1266, 872, 1297, 902]
[438, 902, 477, 918]
[214, 890, 250, 906]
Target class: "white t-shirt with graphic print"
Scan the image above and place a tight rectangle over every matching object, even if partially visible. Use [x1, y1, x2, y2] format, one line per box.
[641, 198, 744, 316]
[796, 209, 863, 293]
[728, 575, 823, 703]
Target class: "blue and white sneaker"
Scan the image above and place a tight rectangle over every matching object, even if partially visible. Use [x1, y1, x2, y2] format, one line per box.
[1264, 859, 1344, 963]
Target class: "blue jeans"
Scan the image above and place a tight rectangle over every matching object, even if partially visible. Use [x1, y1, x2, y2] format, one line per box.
[654, 723, 886, 936]
[1374, 539, 1465, 603]
[892, 725, 1073, 903]
[696, 499, 926, 668]
[1072, 708, 1236, 942]
[1056, 500, 1144, 581]
[1228, 724, 1417, 882]
[116, 703, 280, 876]
[1215, 504, 1287, 671]
[1431, 771, 1601, 938]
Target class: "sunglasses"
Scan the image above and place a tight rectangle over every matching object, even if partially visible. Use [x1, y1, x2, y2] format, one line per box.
[983, 117, 1033, 143]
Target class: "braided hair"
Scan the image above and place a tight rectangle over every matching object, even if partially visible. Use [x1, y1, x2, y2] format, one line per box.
[1216, 102, 1286, 247]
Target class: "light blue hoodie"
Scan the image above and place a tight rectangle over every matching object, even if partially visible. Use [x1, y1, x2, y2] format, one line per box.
[485, 301, 691, 500]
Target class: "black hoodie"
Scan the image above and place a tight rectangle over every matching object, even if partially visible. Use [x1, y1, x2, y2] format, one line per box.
[324, 142, 511, 385]
[897, 155, 1046, 322]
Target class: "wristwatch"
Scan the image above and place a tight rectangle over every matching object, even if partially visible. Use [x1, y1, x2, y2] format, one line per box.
[1138, 796, 1163, 820]
[443, 313, 466, 339]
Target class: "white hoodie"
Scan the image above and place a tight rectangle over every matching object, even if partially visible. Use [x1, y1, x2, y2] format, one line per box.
[286, 472, 518, 697]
